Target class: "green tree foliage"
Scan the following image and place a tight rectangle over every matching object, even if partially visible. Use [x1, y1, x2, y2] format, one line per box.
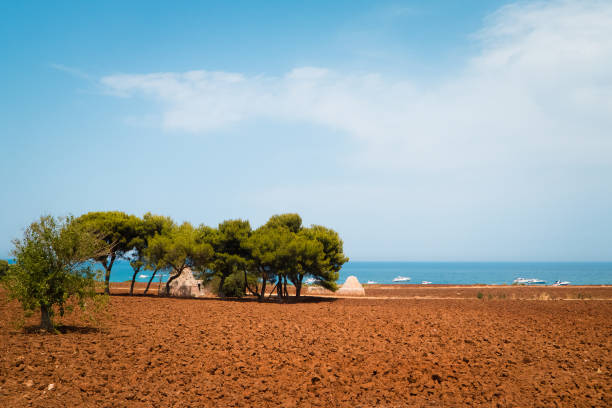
[74, 211, 136, 295]
[0, 259, 9, 278]
[141, 213, 175, 295]
[146, 222, 214, 295]
[285, 232, 325, 297]
[1, 215, 110, 331]
[204, 219, 252, 298]
[265, 213, 303, 233]
[297, 225, 349, 294]
[246, 214, 348, 300]
[246, 224, 294, 300]
[126, 213, 175, 295]
[7, 211, 347, 303]
[265, 213, 304, 299]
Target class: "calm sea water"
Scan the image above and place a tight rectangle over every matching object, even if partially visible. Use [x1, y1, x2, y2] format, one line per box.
[95, 260, 612, 285]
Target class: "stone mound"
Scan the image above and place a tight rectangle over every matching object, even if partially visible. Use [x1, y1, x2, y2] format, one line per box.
[161, 267, 208, 298]
[336, 275, 365, 296]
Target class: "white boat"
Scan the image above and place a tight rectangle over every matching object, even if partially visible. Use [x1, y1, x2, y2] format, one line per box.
[421, 281, 432, 285]
[513, 277, 546, 285]
[304, 277, 317, 285]
[552, 280, 570, 286]
[393, 276, 411, 282]
[366, 280, 377, 284]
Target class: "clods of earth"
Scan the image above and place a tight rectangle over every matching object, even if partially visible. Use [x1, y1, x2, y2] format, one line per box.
[1, 287, 611, 407]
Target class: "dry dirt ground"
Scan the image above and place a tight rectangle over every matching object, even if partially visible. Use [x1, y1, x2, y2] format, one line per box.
[1, 287, 611, 407]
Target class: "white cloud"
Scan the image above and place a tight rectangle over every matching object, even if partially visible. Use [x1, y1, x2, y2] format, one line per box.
[100, 0, 612, 173]
[95, 0, 612, 260]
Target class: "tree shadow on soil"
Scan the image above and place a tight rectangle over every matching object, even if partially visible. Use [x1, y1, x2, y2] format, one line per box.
[110, 293, 338, 304]
[22, 325, 106, 335]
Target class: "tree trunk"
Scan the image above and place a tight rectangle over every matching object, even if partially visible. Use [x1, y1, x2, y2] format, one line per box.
[243, 270, 248, 295]
[40, 304, 53, 331]
[267, 281, 278, 300]
[129, 265, 142, 296]
[165, 268, 183, 296]
[144, 268, 158, 295]
[259, 274, 267, 301]
[218, 275, 226, 298]
[283, 276, 288, 298]
[295, 277, 302, 298]
[244, 270, 259, 297]
[102, 254, 116, 295]
[276, 276, 283, 300]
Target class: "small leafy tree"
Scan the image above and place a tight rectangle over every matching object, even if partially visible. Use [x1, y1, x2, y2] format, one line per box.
[125, 215, 145, 296]
[297, 225, 348, 295]
[205, 219, 252, 298]
[266, 213, 302, 299]
[141, 213, 175, 295]
[74, 211, 136, 295]
[246, 215, 348, 300]
[1, 215, 110, 331]
[246, 223, 294, 300]
[126, 213, 174, 295]
[286, 232, 325, 297]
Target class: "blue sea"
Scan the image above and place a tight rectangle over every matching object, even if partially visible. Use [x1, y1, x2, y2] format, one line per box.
[92, 260, 612, 285]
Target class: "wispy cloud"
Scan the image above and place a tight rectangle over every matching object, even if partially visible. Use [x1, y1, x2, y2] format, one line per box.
[50, 63, 92, 80]
[100, 0, 612, 173]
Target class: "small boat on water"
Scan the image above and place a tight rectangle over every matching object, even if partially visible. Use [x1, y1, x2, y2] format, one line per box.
[421, 281, 432, 285]
[552, 280, 570, 286]
[393, 276, 411, 282]
[366, 280, 378, 284]
[513, 277, 546, 285]
[304, 277, 317, 285]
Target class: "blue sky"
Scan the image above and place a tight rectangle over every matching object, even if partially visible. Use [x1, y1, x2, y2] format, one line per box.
[1, 0, 611, 261]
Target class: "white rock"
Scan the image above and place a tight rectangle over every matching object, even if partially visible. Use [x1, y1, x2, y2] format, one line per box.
[47, 383, 55, 391]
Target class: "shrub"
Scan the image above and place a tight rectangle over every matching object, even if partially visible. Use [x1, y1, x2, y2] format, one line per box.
[209, 271, 258, 298]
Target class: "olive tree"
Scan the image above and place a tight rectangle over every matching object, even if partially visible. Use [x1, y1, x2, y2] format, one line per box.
[1, 215, 109, 331]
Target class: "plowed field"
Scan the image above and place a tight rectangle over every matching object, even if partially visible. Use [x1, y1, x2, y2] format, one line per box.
[1, 290, 611, 407]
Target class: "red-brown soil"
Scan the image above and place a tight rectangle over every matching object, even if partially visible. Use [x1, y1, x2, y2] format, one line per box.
[1, 288, 611, 407]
